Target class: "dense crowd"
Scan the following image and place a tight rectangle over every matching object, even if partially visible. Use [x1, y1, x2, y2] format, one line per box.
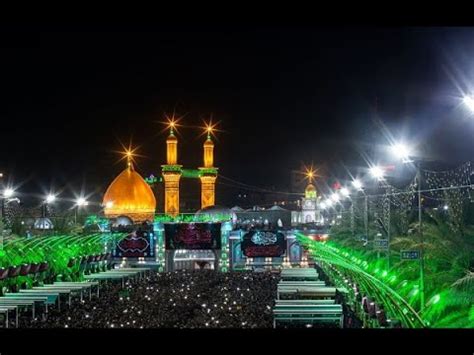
[22, 270, 279, 328]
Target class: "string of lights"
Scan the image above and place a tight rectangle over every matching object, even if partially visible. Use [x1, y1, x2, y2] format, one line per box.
[218, 176, 304, 196]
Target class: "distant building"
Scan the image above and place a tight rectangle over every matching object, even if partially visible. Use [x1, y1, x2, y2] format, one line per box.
[231, 205, 292, 229]
[291, 181, 323, 226]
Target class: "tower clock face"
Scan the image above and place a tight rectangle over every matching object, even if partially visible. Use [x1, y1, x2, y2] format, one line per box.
[304, 200, 314, 209]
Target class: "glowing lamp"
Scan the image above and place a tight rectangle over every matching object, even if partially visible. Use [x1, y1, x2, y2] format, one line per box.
[340, 187, 350, 197]
[369, 166, 385, 180]
[391, 143, 412, 162]
[76, 197, 88, 207]
[352, 179, 363, 190]
[463, 95, 474, 112]
[46, 194, 56, 204]
[3, 188, 14, 199]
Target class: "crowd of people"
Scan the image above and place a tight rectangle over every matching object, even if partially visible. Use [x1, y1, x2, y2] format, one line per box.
[13, 264, 364, 329]
[21, 270, 279, 328]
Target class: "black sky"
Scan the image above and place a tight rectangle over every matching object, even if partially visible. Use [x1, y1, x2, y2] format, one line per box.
[1, 25, 474, 203]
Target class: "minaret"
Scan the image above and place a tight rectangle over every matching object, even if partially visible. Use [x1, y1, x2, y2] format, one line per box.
[301, 168, 319, 223]
[199, 128, 218, 209]
[161, 124, 182, 216]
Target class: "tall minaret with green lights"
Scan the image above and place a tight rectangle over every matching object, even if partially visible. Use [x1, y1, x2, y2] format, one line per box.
[199, 124, 218, 209]
[161, 120, 182, 216]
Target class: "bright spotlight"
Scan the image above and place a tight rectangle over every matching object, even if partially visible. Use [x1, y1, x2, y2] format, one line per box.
[443, 205, 449, 211]
[340, 187, 350, 197]
[325, 199, 333, 208]
[76, 197, 88, 207]
[319, 201, 327, 210]
[352, 179, 363, 190]
[463, 95, 474, 112]
[46, 194, 56, 204]
[330, 193, 340, 203]
[3, 188, 14, 199]
[391, 143, 411, 162]
[369, 166, 385, 180]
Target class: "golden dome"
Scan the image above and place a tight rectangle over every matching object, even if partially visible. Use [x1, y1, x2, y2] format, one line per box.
[103, 165, 156, 222]
[305, 183, 317, 199]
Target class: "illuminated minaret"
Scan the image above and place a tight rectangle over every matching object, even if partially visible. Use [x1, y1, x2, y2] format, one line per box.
[161, 122, 182, 216]
[199, 124, 218, 209]
[301, 166, 320, 223]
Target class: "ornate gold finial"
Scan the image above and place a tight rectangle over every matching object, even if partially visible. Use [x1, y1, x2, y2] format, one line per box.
[125, 150, 133, 169]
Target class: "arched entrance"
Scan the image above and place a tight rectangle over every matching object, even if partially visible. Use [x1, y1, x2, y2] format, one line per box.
[288, 241, 302, 263]
[172, 250, 218, 271]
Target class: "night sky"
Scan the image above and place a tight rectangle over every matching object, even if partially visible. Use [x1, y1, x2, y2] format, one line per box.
[1, 25, 474, 205]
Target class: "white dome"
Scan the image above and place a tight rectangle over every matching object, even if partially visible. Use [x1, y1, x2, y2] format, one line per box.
[113, 215, 133, 226]
[34, 218, 54, 230]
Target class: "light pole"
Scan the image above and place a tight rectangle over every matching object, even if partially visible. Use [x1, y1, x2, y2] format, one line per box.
[0, 188, 14, 250]
[352, 179, 368, 242]
[44, 193, 57, 217]
[391, 142, 425, 310]
[75, 197, 89, 224]
[1, 188, 14, 220]
[416, 162, 425, 311]
[369, 165, 385, 251]
[386, 185, 391, 269]
[340, 187, 351, 232]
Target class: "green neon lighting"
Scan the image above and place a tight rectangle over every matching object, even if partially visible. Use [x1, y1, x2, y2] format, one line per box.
[198, 167, 218, 175]
[296, 233, 426, 328]
[0, 232, 127, 286]
[154, 213, 232, 223]
[182, 169, 202, 179]
[161, 165, 182, 173]
[145, 176, 158, 184]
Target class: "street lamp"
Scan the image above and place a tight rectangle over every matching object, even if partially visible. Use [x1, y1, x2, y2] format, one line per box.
[1, 188, 15, 221]
[369, 165, 385, 180]
[352, 179, 363, 190]
[46, 194, 56, 204]
[3, 188, 14, 199]
[390, 143, 412, 163]
[392, 142, 425, 311]
[76, 197, 88, 207]
[43, 193, 57, 217]
[74, 197, 89, 224]
[463, 95, 474, 113]
[340, 187, 350, 197]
